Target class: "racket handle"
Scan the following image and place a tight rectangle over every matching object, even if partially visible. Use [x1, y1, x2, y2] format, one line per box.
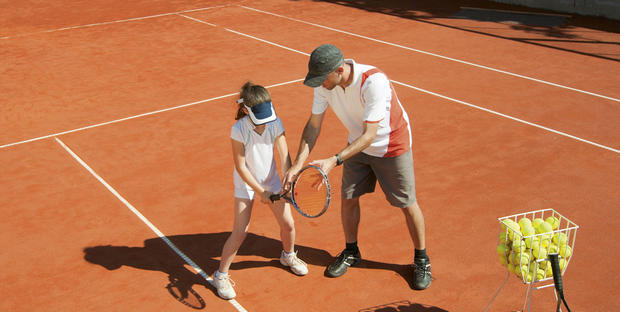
[548, 253, 564, 298]
[269, 194, 281, 202]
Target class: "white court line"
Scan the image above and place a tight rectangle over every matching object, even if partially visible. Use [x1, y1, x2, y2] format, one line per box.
[55, 137, 248, 312]
[0, 5, 230, 40]
[390, 80, 620, 154]
[0, 79, 303, 149]
[239, 5, 620, 103]
[178, 15, 619, 154]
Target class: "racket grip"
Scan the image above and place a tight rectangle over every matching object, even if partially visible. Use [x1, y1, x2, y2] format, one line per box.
[269, 194, 280, 202]
[548, 253, 564, 297]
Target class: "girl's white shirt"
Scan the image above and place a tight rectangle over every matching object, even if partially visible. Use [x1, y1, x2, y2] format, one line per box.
[230, 116, 284, 199]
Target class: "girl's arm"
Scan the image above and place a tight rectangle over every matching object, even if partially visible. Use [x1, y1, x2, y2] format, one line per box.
[231, 138, 271, 203]
[274, 132, 292, 177]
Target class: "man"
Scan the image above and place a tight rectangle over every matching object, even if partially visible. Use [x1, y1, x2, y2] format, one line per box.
[284, 44, 431, 290]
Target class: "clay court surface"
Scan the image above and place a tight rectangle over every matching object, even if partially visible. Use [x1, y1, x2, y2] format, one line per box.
[2, 0, 619, 311]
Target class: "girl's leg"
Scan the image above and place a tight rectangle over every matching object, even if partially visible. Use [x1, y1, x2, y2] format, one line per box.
[270, 200, 308, 276]
[218, 197, 253, 273]
[268, 200, 295, 253]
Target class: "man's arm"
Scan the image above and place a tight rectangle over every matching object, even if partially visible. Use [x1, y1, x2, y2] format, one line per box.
[283, 112, 325, 188]
[309, 121, 378, 175]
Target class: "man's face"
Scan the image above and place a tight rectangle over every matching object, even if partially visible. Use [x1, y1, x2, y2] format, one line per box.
[321, 70, 342, 90]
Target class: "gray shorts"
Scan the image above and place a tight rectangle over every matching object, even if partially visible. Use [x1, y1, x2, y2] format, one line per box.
[341, 149, 416, 208]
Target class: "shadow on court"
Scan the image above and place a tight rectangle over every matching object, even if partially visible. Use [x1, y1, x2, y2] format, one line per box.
[83, 232, 424, 303]
[358, 300, 449, 312]
[310, 0, 620, 62]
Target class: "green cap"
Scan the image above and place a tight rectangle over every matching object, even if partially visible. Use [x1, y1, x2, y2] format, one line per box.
[303, 44, 344, 88]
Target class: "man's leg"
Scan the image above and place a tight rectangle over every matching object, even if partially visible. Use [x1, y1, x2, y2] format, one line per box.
[402, 200, 431, 290]
[325, 197, 363, 277]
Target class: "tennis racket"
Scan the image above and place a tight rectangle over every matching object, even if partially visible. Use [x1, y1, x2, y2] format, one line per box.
[270, 165, 331, 218]
[548, 253, 572, 312]
[166, 276, 205, 309]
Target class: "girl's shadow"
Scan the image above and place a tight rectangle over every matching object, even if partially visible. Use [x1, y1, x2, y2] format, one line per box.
[83, 232, 332, 298]
[83, 232, 420, 299]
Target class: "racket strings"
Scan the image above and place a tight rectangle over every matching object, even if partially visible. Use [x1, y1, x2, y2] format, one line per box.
[294, 169, 329, 216]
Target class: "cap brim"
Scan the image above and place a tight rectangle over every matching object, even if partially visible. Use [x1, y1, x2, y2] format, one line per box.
[246, 102, 277, 125]
[303, 72, 329, 88]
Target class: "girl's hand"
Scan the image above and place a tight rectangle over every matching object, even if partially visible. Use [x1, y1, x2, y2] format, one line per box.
[260, 190, 274, 204]
[283, 165, 302, 192]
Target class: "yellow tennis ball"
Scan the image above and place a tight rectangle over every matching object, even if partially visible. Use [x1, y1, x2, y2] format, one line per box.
[512, 239, 526, 253]
[499, 254, 509, 267]
[518, 217, 532, 231]
[515, 251, 530, 265]
[537, 221, 553, 235]
[535, 268, 545, 281]
[545, 216, 560, 230]
[497, 244, 509, 256]
[531, 241, 548, 260]
[532, 218, 545, 229]
[508, 263, 516, 274]
[499, 231, 509, 245]
[559, 245, 573, 259]
[548, 243, 559, 254]
[553, 233, 568, 246]
[545, 265, 554, 278]
[524, 236, 539, 249]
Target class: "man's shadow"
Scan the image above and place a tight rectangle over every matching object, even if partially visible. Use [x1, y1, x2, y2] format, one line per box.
[83, 232, 420, 300]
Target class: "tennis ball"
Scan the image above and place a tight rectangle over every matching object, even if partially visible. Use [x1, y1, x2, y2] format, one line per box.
[545, 265, 554, 278]
[515, 251, 530, 265]
[499, 254, 509, 267]
[559, 258, 567, 271]
[553, 233, 568, 246]
[548, 243, 559, 254]
[525, 272, 533, 283]
[518, 217, 532, 231]
[499, 231, 509, 245]
[532, 218, 545, 229]
[497, 244, 509, 256]
[535, 268, 545, 281]
[503, 220, 521, 240]
[531, 241, 548, 260]
[536, 221, 553, 235]
[559, 245, 573, 259]
[512, 239, 526, 253]
[524, 235, 539, 249]
[545, 216, 560, 230]
[508, 263, 516, 274]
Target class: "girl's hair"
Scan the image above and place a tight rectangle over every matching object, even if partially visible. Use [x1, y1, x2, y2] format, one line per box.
[235, 81, 271, 120]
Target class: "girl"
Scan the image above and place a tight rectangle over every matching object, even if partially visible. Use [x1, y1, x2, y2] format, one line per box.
[213, 81, 308, 300]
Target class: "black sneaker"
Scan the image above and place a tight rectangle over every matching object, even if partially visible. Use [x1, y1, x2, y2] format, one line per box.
[325, 249, 362, 277]
[412, 258, 431, 290]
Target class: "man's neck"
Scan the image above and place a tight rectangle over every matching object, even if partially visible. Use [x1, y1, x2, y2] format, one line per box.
[339, 62, 354, 89]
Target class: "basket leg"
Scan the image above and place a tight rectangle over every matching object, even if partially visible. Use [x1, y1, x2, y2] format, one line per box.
[483, 271, 511, 312]
[522, 281, 535, 312]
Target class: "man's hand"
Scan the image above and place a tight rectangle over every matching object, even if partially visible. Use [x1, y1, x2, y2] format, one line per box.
[309, 155, 338, 176]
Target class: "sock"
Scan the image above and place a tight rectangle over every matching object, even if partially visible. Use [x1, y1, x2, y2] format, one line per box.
[215, 270, 228, 278]
[414, 248, 429, 261]
[345, 242, 359, 254]
[283, 250, 295, 257]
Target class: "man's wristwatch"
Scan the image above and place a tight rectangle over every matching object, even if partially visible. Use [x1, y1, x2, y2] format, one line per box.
[335, 153, 343, 166]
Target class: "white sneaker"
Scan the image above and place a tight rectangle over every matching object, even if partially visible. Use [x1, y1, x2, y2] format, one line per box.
[280, 250, 309, 276]
[213, 272, 236, 300]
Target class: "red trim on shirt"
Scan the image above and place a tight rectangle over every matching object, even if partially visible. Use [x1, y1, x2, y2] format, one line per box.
[361, 68, 411, 158]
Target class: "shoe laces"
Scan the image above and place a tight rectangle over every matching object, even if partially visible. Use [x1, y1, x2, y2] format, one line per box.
[414, 261, 431, 278]
[285, 252, 307, 267]
[215, 274, 236, 288]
